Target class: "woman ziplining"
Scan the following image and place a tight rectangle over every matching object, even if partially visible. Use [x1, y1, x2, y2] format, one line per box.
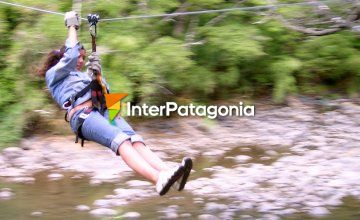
[37, 11, 192, 196]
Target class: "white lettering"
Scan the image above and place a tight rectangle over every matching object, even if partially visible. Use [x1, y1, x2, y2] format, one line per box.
[149, 105, 159, 116]
[123, 101, 255, 118]
[166, 102, 178, 116]
[178, 105, 188, 116]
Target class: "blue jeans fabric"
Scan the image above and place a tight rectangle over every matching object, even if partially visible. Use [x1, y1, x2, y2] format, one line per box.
[70, 107, 144, 155]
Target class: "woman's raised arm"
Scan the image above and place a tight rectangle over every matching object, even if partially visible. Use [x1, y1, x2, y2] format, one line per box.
[45, 12, 81, 88]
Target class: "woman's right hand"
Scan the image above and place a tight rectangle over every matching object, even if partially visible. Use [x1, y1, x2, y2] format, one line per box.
[86, 52, 102, 75]
[65, 11, 80, 29]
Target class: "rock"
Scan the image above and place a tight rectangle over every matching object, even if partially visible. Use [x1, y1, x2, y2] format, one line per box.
[0, 155, 6, 164]
[75, 205, 90, 211]
[122, 211, 141, 219]
[71, 174, 84, 179]
[194, 200, 204, 204]
[160, 205, 179, 218]
[180, 213, 192, 218]
[104, 194, 117, 199]
[0, 167, 26, 177]
[219, 211, 235, 219]
[239, 202, 253, 210]
[31, 211, 43, 216]
[169, 196, 185, 200]
[21, 146, 31, 150]
[240, 215, 254, 219]
[7, 177, 35, 184]
[109, 199, 128, 207]
[327, 179, 346, 188]
[261, 214, 280, 220]
[0, 191, 13, 200]
[234, 155, 252, 163]
[93, 199, 112, 208]
[126, 180, 152, 187]
[203, 149, 225, 157]
[265, 150, 278, 156]
[0, 188, 12, 192]
[168, 205, 179, 210]
[13, 156, 40, 167]
[277, 208, 297, 215]
[89, 208, 117, 216]
[205, 202, 228, 212]
[260, 156, 271, 161]
[304, 201, 323, 207]
[325, 196, 342, 206]
[208, 196, 220, 201]
[198, 214, 220, 220]
[225, 156, 235, 160]
[163, 212, 178, 219]
[258, 202, 278, 212]
[48, 173, 64, 180]
[89, 179, 102, 186]
[2, 147, 23, 159]
[203, 167, 216, 172]
[308, 207, 330, 217]
[113, 188, 155, 200]
[92, 171, 120, 182]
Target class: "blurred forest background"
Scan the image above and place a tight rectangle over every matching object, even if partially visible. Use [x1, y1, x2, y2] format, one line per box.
[0, 0, 359, 148]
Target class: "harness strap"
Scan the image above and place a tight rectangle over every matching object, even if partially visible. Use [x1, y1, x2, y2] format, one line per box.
[75, 107, 93, 147]
[64, 80, 107, 115]
[73, 82, 92, 104]
[64, 80, 107, 147]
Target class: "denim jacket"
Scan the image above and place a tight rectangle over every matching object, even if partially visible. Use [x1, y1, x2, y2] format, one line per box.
[45, 39, 109, 112]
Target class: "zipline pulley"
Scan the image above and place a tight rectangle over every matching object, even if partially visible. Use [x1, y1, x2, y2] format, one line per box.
[87, 14, 99, 52]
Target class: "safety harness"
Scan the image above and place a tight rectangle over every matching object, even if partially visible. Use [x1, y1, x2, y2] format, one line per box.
[64, 14, 108, 147]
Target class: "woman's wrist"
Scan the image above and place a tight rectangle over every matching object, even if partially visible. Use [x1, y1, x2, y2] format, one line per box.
[67, 26, 79, 47]
[68, 25, 79, 30]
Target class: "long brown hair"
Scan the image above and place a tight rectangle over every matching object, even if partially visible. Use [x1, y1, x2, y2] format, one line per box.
[37, 46, 66, 77]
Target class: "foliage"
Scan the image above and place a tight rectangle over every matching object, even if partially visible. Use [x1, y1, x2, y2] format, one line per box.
[295, 33, 360, 94]
[0, 0, 359, 147]
[270, 57, 301, 103]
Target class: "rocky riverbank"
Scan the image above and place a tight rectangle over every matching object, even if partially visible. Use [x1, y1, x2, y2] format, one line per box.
[0, 98, 359, 219]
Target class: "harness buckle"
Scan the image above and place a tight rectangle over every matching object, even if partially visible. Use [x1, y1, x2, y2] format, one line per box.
[62, 100, 72, 110]
[79, 112, 90, 119]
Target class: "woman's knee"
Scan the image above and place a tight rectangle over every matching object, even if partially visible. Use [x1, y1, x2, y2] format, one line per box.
[117, 140, 133, 155]
[110, 133, 131, 155]
[130, 134, 145, 145]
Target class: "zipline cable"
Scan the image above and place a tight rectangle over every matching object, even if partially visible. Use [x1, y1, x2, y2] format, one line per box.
[0, 0, 87, 20]
[0, 0, 344, 22]
[100, 1, 324, 21]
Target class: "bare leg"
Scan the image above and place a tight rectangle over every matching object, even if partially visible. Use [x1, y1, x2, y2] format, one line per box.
[118, 140, 159, 184]
[132, 142, 170, 172]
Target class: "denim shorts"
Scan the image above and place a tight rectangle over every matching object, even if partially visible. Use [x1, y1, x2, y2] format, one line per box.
[70, 107, 145, 155]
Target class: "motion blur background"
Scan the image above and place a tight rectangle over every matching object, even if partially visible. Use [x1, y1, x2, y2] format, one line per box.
[0, 1, 360, 219]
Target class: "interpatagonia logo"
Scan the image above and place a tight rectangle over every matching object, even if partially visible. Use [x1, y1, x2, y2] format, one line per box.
[104, 93, 128, 124]
[105, 93, 255, 120]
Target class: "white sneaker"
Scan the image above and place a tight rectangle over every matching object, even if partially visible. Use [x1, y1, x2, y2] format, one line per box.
[156, 165, 184, 196]
[172, 157, 193, 191]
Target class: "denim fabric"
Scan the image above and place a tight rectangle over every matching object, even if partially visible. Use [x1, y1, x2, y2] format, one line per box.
[45, 39, 109, 112]
[70, 108, 145, 155]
